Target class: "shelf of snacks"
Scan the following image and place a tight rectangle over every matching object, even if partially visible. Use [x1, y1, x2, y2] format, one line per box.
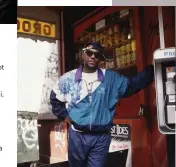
[74, 9, 138, 72]
[100, 62, 137, 71]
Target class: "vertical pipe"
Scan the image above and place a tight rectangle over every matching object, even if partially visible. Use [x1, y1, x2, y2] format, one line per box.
[158, 6, 165, 49]
[60, 10, 65, 74]
[56, 11, 61, 77]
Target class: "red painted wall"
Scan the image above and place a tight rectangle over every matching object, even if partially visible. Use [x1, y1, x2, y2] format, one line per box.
[73, 6, 175, 167]
[143, 6, 175, 167]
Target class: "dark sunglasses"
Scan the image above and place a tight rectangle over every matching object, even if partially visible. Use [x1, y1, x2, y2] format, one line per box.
[85, 50, 103, 60]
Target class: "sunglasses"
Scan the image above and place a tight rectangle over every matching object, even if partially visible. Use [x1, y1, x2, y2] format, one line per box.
[85, 50, 103, 60]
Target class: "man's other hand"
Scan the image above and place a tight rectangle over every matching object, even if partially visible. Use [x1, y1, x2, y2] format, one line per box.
[65, 116, 72, 125]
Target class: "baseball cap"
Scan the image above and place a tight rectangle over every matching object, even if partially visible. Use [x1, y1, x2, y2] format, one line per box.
[82, 42, 106, 60]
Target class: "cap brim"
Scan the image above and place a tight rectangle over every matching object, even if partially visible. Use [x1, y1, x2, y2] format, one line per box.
[87, 48, 99, 53]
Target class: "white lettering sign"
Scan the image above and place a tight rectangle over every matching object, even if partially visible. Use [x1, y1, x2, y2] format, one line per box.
[154, 47, 176, 62]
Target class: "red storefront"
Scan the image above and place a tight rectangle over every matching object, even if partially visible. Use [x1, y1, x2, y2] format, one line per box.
[71, 6, 175, 167]
[17, 6, 175, 167]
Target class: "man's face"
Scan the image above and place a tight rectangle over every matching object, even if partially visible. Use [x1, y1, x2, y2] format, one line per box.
[82, 49, 102, 69]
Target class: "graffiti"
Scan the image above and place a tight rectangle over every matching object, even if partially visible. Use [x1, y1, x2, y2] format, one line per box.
[54, 123, 65, 148]
[50, 123, 68, 161]
[17, 117, 38, 151]
[41, 84, 52, 106]
[17, 116, 39, 163]
[39, 42, 60, 114]
[45, 52, 58, 82]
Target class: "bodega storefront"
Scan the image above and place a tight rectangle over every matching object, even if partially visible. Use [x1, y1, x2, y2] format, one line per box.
[17, 7, 68, 166]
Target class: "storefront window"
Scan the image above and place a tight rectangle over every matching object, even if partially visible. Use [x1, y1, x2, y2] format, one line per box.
[74, 8, 137, 74]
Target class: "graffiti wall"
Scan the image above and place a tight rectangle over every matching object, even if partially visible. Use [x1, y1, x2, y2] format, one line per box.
[17, 112, 39, 163]
[17, 12, 61, 164]
[39, 40, 60, 115]
[17, 37, 60, 114]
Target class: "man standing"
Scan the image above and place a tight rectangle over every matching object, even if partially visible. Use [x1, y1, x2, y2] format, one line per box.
[50, 42, 154, 167]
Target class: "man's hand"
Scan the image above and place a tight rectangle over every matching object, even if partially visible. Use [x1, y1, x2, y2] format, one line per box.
[65, 116, 72, 125]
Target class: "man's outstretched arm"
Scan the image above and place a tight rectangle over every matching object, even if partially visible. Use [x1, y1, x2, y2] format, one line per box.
[124, 64, 154, 97]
